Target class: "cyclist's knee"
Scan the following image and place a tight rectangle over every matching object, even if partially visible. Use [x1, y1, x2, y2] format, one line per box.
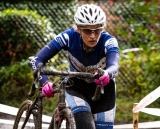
[65, 92, 91, 111]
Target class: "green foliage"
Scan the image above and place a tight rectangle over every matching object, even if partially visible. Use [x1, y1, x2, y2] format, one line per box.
[43, 95, 59, 115]
[111, 0, 160, 49]
[116, 48, 160, 123]
[0, 8, 55, 66]
[0, 8, 56, 110]
[0, 60, 33, 107]
[110, 0, 160, 123]
[0, 59, 60, 114]
[0, 7, 68, 117]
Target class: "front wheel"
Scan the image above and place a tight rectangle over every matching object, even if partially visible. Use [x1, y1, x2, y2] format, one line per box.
[13, 100, 38, 129]
[49, 107, 76, 129]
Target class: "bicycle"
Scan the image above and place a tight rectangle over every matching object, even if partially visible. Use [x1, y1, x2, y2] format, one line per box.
[13, 58, 104, 129]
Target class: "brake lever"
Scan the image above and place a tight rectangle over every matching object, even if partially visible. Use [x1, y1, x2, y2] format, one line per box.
[97, 68, 104, 94]
[92, 68, 105, 101]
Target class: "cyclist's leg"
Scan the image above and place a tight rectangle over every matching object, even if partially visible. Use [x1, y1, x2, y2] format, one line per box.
[93, 106, 116, 129]
[74, 111, 95, 129]
[91, 80, 116, 129]
[66, 92, 96, 129]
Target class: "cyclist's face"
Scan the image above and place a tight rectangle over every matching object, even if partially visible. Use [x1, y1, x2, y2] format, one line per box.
[78, 25, 103, 51]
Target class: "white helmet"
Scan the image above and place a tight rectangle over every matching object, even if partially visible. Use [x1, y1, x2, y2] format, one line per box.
[74, 4, 106, 26]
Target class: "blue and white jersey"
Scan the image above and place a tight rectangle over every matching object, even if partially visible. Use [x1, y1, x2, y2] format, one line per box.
[52, 28, 119, 72]
[30, 27, 120, 84]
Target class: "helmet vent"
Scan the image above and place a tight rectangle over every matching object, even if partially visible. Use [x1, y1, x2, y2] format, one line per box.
[89, 8, 92, 16]
[80, 12, 84, 17]
[95, 15, 98, 20]
[84, 9, 88, 14]
[86, 16, 89, 21]
[78, 18, 85, 23]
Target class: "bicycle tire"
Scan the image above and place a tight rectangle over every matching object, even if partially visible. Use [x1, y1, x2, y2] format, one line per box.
[49, 107, 76, 129]
[13, 100, 38, 129]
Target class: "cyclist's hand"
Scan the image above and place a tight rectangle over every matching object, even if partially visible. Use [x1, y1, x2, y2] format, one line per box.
[94, 70, 110, 87]
[42, 81, 54, 98]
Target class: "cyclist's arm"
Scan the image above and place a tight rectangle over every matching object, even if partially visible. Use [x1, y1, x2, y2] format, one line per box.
[30, 28, 75, 84]
[30, 41, 59, 84]
[106, 51, 120, 78]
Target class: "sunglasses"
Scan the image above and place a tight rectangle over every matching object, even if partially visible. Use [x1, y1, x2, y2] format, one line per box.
[80, 27, 103, 35]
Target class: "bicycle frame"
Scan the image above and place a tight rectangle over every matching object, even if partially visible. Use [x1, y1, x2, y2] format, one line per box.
[13, 62, 104, 129]
[21, 88, 43, 128]
[48, 77, 77, 129]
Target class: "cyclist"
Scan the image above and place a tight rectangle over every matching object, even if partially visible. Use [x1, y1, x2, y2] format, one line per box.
[30, 4, 120, 129]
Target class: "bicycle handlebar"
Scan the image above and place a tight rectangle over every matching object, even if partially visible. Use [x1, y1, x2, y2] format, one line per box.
[29, 63, 104, 101]
[40, 70, 94, 79]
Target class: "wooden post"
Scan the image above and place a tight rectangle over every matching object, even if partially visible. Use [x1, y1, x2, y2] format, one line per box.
[133, 103, 139, 129]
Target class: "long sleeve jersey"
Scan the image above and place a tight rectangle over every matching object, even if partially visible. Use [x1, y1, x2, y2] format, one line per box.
[30, 28, 120, 84]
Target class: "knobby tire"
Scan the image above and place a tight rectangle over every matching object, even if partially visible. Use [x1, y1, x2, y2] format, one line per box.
[49, 107, 76, 129]
[13, 100, 38, 129]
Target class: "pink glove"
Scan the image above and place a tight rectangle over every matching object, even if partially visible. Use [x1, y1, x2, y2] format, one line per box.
[42, 81, 54, 98]
[94, 70, 110, 87]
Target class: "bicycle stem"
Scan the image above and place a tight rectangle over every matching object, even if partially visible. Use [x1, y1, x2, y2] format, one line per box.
[58, 78, 67, 110]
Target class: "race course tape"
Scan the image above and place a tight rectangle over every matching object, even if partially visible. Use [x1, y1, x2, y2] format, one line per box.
[0, 104, 52, 123]
[132, 86, 160, 113]
[141, 108, 160, 117]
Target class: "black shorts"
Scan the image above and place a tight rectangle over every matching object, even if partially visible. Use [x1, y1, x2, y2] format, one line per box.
[66, 77, 116, 114]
